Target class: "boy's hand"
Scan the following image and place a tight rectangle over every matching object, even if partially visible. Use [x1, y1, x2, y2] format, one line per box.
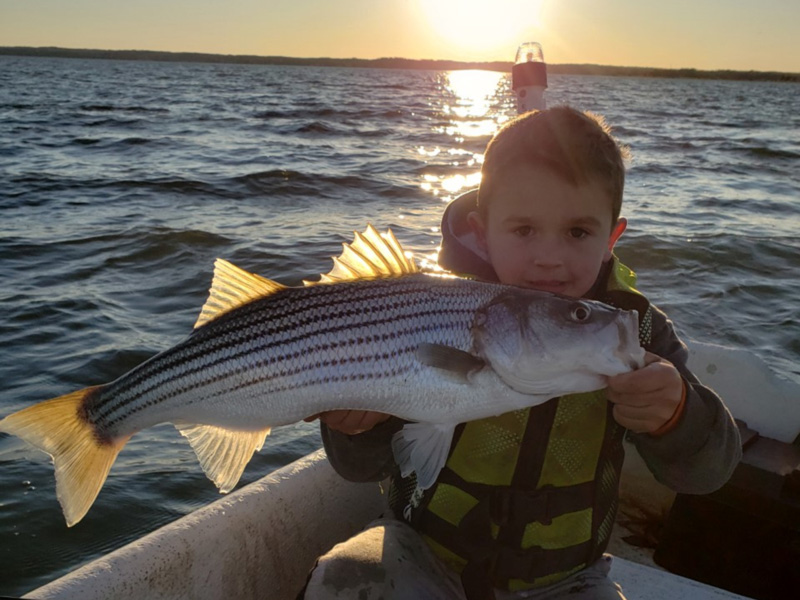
[607, 352, 684, 434]
[304, 410, 391, 435]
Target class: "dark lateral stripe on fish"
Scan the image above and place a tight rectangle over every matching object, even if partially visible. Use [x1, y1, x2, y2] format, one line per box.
[91, 311, 472, 428]
[144, 351, 418, 405]
[97, 345, 420, 429]
[95, 304, 468, 419]
[189, 279, 470, 352]
[94, 311, 467, 423]
[198, 365, 414, 402]
[103, 278, 455, 399]
[99, 278, 476, 398]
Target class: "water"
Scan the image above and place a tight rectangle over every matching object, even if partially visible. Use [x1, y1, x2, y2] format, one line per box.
[0, 56, 798, 595]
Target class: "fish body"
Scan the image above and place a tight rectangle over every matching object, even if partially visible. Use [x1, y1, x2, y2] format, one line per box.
[0, 226, 645, 526]
[90, 274, 503, 437]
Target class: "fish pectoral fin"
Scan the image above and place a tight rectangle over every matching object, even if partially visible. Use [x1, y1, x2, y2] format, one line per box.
[303, 224, 418, 286]
[391, 422, 456, 490]
[176, 423, 271, 493]
[194, 259, 287, 329]
[416, 343, 485, 381]
[0, 385, 129, 527]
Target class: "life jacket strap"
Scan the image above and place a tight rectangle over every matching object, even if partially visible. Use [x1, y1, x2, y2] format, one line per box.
[489, 482, 595, 527]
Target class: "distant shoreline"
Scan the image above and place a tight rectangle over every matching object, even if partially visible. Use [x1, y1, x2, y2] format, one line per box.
[1, 46, 797, 83]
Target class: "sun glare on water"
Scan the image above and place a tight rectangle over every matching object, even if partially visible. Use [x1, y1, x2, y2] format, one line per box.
[418, 70, 507, 209]
[416, 0, 544, 57]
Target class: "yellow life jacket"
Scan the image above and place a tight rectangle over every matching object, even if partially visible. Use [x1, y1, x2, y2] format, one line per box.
[388, 258, 653, 594]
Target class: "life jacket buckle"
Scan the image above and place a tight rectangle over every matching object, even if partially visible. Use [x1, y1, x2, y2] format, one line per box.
[491, 486, 555, 527]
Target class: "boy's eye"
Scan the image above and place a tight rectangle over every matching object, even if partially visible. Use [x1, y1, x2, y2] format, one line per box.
[514, 225, 533, 237]
[568, 228, 590, 239]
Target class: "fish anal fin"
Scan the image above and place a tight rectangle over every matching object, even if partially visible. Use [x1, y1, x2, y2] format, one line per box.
[304, 224, 418, 286]
[176, 423, 271, 493]
[0, 386, 129, 527]
[391, 422, 456, 490]
[416, 343, 484, 382]
[195, 259, 286, 329]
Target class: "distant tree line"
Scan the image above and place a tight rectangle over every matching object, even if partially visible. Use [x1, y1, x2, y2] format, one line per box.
[0, 47, 796, 83]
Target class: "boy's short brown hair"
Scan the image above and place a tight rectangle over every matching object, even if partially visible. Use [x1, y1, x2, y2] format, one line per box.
[478, 106, 629, 225]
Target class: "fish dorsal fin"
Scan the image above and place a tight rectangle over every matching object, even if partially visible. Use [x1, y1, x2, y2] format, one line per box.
[175, 423, 272, 493]
[304, 224, 418, 286]
[195, 259, 286, 329]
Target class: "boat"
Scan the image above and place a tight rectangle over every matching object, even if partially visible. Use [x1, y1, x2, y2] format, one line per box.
[26, 339, 798, 600]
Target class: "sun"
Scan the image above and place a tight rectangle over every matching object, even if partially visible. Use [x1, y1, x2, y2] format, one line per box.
[415, 0, 544, 58]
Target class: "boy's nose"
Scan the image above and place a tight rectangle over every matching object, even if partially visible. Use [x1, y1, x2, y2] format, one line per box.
[530, 239, 564, 268]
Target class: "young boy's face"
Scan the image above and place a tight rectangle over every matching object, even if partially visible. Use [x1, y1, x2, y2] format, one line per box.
[469, 165, 624, 298]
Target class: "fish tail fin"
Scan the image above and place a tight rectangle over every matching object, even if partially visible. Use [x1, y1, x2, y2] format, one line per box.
[0, 386, 130, 527]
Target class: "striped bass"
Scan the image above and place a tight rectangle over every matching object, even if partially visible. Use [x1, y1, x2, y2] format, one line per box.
[0, 226, 645, 526]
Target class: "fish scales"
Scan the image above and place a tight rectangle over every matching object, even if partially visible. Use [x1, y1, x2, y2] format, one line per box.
[91, 283, 395, 419]
[101, 275, 466, 404]
[98, 276, 478, 420]
[89, 275, 498, 436]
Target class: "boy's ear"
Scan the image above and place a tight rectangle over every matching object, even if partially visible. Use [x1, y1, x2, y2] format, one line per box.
[605, 217, 627, 260]
[467, 211, 488, 253]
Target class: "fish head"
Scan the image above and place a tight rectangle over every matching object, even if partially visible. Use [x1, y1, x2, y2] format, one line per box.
[473, 290, 645, 397]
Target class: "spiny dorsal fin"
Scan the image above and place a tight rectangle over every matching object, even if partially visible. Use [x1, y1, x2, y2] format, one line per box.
[195, 259, 286, 329]
[303, 224, 418, 286]
[175, 423, 271, 493]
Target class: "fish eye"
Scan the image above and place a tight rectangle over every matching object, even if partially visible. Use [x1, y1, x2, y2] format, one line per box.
[569, 303, 592, 323]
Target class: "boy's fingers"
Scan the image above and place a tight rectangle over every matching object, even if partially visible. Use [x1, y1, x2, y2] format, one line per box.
[642, 351, 662, 365]
[612, 405, 659, 433]
[608, 355, 676, 396]
[607, 388, 658, 407]
[314, 410, 390, 434]
[608, 368, 661, 396]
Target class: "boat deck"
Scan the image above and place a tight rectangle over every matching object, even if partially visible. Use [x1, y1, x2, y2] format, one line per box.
[29, 450, 752, 600]
[610, 558, 750, 599]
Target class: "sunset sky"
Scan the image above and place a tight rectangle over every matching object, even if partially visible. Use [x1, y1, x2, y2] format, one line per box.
[1, 0, 798, 72]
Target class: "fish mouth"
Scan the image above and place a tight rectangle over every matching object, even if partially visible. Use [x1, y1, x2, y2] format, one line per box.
[615, 310, 645, 370]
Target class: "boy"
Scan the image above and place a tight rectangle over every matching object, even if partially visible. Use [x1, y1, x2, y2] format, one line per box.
[303, 107, 741, 599]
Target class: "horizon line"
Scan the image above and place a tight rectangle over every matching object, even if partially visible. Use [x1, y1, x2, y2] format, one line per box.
[1, 46, 798, 82]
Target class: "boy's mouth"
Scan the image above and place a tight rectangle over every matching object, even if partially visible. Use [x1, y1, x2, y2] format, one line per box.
[527, 280, 568, 294]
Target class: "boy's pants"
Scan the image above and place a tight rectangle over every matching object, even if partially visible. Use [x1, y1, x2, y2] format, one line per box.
[302, 518, 626, 600]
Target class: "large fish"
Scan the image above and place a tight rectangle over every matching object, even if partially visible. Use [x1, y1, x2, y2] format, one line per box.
[0, 226, 644, 526]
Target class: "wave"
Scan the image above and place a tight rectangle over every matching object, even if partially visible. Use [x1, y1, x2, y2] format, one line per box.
[78, 104, 169, 114]
[740, 146, 800, 160]
[254, 107, 407, 121]
[71, 136, 155, 147]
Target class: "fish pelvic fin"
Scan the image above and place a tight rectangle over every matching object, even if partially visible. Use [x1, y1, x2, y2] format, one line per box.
[0, 386, 130, 527]
[303, 224, 418, 286]
[176, 423, 271, 493]
[392, 422, 456, 490]
[195, 259, 287, 329]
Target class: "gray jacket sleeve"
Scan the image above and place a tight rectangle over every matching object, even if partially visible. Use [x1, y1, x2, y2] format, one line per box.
[321, 417, 404, 482]
[629, 304, 742, 494]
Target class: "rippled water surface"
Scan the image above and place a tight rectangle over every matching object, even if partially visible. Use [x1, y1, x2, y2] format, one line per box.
[0, 56, 798, 595]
